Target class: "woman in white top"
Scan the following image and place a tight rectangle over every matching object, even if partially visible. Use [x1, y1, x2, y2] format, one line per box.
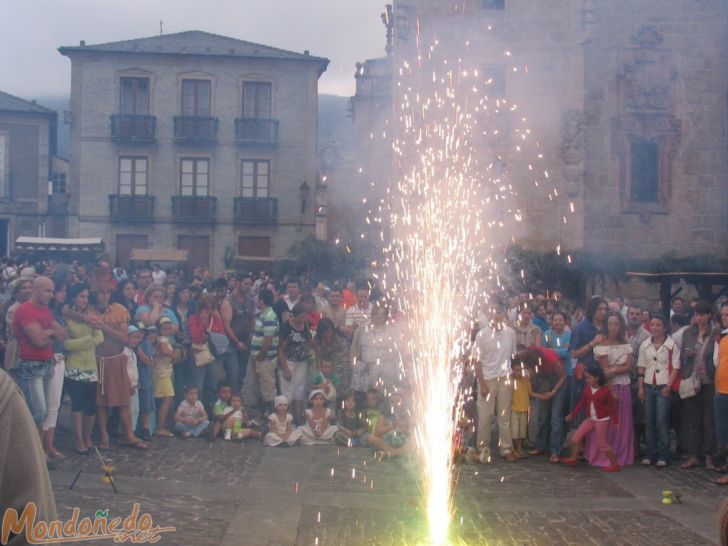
[586, 311, 634, 467]
[637, 314, 680, 467]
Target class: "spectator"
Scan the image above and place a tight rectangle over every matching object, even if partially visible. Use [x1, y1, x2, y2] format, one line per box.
[638, 314, 680, 467]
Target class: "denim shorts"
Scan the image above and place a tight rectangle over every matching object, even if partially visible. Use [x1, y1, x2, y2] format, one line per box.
[16, 359, 53, 380]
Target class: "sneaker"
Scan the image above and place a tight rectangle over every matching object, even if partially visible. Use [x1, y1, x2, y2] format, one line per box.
[641, 458, 652, 466]
[602, 464, 621, 473]
[224, 431, 231, 441]
[656, 460, 667, 468]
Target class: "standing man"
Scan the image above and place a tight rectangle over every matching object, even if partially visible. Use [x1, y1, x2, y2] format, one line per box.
[273, 278, 301, 325]
[220, 273, 255, 392]
[340, 282, 372, 339]
[319, 286, 347, 329]
[249, 289, 279, 418]
[473, 300, 517, 462]
[133, 268, 153, 306]
[13, 276, 67, 435]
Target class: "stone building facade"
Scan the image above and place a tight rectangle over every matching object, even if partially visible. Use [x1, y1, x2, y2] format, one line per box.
[0, 91, 65, 256]
[351, 1, 728, 296]
[59, 31, 328, 272]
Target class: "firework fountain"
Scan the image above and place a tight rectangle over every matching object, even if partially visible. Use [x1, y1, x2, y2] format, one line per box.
[378, 30, 550, 544]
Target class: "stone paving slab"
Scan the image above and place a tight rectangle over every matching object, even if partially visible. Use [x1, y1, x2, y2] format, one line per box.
[47, 423, 725, 546]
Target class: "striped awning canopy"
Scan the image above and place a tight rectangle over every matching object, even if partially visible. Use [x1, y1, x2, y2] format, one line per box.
[15, 237, 105, 254]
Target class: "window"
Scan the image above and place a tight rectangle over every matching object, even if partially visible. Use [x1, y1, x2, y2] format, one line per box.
[119, 157, 147, 195]
[483, 0, 505, 8]
[120, 77, 150, 115]
[181, 80, 211, 117]
[180, 158, 209, 196]
[630, 141, 659, 203]
[243, 82, 272, 119]
[51, 173, 66, 194]
[241, 160, 269, 198]
[238, 236, 270, 257]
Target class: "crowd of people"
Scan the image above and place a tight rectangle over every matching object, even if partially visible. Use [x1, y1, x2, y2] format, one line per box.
[1, 257, 728, 485]
[469, 291, 728, 483]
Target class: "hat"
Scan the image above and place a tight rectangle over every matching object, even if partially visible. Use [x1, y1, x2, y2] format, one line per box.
[128, 324, 141, 334]
[158, 316, 172, 326]
[308, 389, 326, 402]
[274, 395, 289, 408]
[144, 325, 158, 335]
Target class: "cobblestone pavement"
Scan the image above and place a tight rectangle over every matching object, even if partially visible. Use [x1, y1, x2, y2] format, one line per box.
[48, 420, 724, 545]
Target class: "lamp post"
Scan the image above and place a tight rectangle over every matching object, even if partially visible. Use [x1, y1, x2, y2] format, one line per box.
[297, 181, 310, 231]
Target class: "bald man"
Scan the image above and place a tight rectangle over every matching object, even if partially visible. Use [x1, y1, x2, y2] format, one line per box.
[12, 277, 67, 434]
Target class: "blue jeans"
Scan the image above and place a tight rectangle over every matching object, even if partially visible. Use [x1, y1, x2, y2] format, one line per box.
[17, 359, 52, 424]
[645, 384, 672, 462]
[715, 392, 728, 451]
[223, 349, 250, 392]
[192, 359, 223, 413]
[533, 384, 567, 455]
[174, 420, 210, 437]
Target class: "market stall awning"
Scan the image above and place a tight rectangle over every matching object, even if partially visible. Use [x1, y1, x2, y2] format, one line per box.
[15, 236, 105, 253]
[130, 248, 188, 262]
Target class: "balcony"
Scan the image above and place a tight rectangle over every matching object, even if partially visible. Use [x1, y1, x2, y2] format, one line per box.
[233, 197, 278, 226]
[235, 118, 279, 146]
[111, 115, 156, 141]
[47, 193, 70, 215]
[109, 194, 155, 223]
[173, 116, 218, 142]
[172, 195, 217, 223]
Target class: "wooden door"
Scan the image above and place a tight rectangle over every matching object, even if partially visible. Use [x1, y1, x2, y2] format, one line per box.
[116, 234, 148, 269]
[178, 235, 209, 275]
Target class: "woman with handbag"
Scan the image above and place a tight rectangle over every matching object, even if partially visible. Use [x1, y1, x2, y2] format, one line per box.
[188, 295, 224, 412]
[678, 300, 717, 470]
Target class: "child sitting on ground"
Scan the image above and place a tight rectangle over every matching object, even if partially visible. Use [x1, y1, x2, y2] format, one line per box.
[212, 380, 234, 439]
[367, 392, 411, 458]
[135, 323, 157, 440]
[174, 385, 211, 439]
[364, 388, 382, 437]
[335, 390, 368, 447]
[264, 395, 302, 447]
[562, 365, 621, 472]
[299, 389, 338, 445]
[511, 359, 531, 459]
[310, 360, 340, 405]
[224, 393, 261, 440]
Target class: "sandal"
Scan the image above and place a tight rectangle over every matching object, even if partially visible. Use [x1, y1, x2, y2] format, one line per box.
[550, 454, 561, 464]
[560, 458, 578, 466]
[74, 446, 90, 456]
[716, 476, 728, 486]
[681, 456, 700, 470]
[48, 449, 66, 461]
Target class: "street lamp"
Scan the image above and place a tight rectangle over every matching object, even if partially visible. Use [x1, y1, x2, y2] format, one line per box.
[299, 181, 310, 213]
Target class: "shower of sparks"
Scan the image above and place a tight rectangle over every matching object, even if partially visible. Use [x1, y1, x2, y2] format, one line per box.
[369, 31, 559, 544]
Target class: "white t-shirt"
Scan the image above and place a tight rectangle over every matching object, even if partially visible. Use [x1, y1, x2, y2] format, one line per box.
[123, 346, 139, 389]
[473, 324, 517, 380]
[152, 270, 166, 285]
[268, 412, 293, 436]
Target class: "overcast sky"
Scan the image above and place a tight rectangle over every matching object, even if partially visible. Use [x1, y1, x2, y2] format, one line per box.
[1, 0, 386, 100]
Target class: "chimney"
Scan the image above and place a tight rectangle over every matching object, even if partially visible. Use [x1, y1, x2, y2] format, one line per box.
[304, 50, 310, 56]
[80, 40, 86, 47]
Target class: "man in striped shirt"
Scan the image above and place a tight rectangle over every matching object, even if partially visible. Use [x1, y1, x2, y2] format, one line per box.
[250, 289, 279, 417]
[340, 282, 372, 339]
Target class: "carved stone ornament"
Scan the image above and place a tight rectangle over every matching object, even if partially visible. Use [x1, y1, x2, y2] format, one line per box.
[631, 25, 664, 49]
